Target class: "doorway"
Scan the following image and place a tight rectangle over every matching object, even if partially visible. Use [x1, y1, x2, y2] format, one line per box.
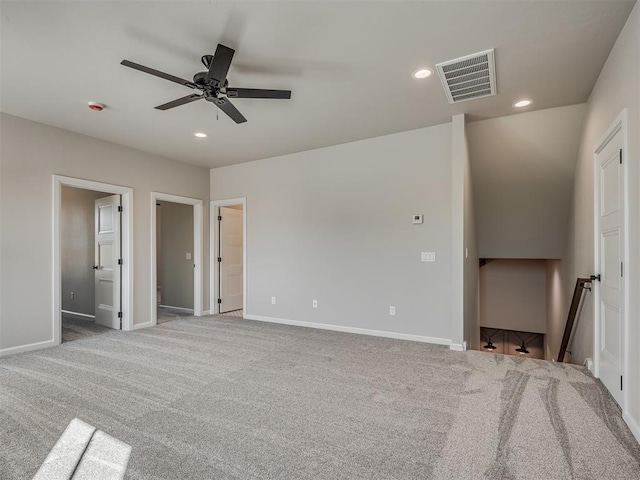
[60, 187, 118, 341]
[53, 176, 133, 345]
[150, 192, 203, 326]
[210, 198, 246, 316]
[593, 110, 629, 409]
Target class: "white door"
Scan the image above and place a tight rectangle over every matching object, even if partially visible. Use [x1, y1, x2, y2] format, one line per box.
[596, 129, 624, 406]
[219, 206, 243, 313]
[94, 195, 121, 329]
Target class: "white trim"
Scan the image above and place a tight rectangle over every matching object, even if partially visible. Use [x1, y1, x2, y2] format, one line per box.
[244, 314, 452, 346]
[0, 339, 58, 358]
[132, 321, 153, 331]
[203, 310, 211, 315]
[61, 310, 95, 319]
[158, 305, 194, 313]
[449, 343, 465, 352]
[623, 412, 640, 443]
[592, 109, 629, 415]
[151, 192, 203, 328]
[210, 198, 247, 315]
[53, 175, 134, 348]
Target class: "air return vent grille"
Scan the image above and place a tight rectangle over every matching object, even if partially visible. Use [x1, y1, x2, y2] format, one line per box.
[436, 49, 496, 104]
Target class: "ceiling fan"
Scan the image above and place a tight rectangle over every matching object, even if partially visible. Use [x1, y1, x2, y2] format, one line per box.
[121, 44, 291, 124]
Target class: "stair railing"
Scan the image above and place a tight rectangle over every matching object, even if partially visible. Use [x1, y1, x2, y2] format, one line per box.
[557, 277, 593, 362]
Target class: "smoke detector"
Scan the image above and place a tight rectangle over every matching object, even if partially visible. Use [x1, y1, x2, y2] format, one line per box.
[436, 49, 496, 104]
[87, 102, 105, 111]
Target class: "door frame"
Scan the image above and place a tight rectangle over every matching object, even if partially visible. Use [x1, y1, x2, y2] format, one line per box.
[593, 108, 629, 413]
[53, 175, 134, 343]
[150, 192, 203, 326]
[210, 198, 247, 314]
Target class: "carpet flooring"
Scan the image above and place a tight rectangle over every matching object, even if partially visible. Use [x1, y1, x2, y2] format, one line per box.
[1, 315, 639, 479]
[62, 314, 112, 343]
[157, 307, 195, 325]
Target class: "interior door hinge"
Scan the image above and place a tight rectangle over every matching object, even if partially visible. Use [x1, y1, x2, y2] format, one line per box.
[620, 149, 623, 164]
[118, 258, 123, 265]
[217, 298, 222, 304]
[217, 257, 222, 263]
[621, 262, 623, 277]
[218, 215, 222, 221]
[621, 375, 623, 390]
[117, 311, 123, 318]
[118, 206, 123, 213]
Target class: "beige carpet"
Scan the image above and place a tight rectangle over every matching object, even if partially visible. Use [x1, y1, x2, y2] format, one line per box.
[1, 314, 639, 479]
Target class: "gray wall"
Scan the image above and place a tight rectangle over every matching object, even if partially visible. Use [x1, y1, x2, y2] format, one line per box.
[563, 2, 639, 434]
[61, 186, 111, 315]
[451, 114, 479, 350]
[211, 123, 454, 342]
[479, 259, 547, 334]
[0, 113, 210, 351]
[467, 104, 586, 259]
[545, 259, 566, 360]
[158, 201, 194, 309]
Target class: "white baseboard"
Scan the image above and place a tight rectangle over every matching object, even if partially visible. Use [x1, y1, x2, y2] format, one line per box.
[244, 314, 452, 346]
[623, 412, 640, 444]
[61, 310, 95, 319]
[0, 339, 57, 357]
[158, 305, 194, 313]
[584, 357, 594, 373]
[132, 321, 153, 331]
[449, 343, 466, 352]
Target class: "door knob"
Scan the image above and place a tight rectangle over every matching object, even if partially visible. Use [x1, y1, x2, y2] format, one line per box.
[590, 274, 601, 282]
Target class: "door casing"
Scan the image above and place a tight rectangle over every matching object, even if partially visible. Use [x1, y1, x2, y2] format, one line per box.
[210, 198, 247, 314]
[150, 192, 203, 326]
[53, 175, 134, 343]
[593, 109, 629, 414]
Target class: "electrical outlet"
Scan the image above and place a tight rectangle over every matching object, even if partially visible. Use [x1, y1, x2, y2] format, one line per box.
[389, 306, 396, 316]
[186, 252, 192, 260]
[312, 299, 318, 308]
[70, 291, 74, 300]
[271, 296, 276, 305]
[421, 252, 436, 262]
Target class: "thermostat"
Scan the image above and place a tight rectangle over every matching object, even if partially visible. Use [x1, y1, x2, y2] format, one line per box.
[412, 214, 423, 224]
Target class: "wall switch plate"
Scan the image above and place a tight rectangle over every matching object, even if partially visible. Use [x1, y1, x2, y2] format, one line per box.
[70, 292, 74, 300]
[186, 252, 192, 260]
[312, 299, 318, 308]
[412, 214, 423, 224]
[389, 306, 396, 316]
[271, 296, 276, 305]
[421, 252, 436, 262]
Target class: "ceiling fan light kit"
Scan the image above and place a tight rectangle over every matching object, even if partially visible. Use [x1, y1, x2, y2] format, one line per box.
[121, 44, 291, 124]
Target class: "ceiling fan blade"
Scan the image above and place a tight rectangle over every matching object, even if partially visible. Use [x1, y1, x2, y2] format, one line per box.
[226, 88, 291, 99]
[155, 94, 204, 111]
[205, 44, 235, 86]
[213, 97, 246, 124]
[121, 60, 198, 89]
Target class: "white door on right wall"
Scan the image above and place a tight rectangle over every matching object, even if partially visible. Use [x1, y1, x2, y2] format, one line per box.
[597, 128, 624, 407]
[219, 206, 243, 313]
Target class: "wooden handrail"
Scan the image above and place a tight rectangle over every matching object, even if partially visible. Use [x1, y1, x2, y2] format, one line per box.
[557, 277, 592, 362]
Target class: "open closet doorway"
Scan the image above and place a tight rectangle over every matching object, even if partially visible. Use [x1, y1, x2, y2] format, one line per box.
[211, 198, 246, 317]
[150, 193, 203, 326]
[53, 176, 134, 345]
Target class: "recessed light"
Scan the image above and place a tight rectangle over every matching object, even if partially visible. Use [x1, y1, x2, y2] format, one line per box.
[513, 99, 532, 108]
[193, 132, 207, 138]
[412, 68, 433, 79]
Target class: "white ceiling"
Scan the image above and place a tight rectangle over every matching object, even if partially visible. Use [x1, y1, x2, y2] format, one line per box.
[0, 1, 635, 168]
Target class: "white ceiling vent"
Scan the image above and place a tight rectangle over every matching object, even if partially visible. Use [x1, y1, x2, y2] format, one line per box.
[436, 49, 496, 104]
